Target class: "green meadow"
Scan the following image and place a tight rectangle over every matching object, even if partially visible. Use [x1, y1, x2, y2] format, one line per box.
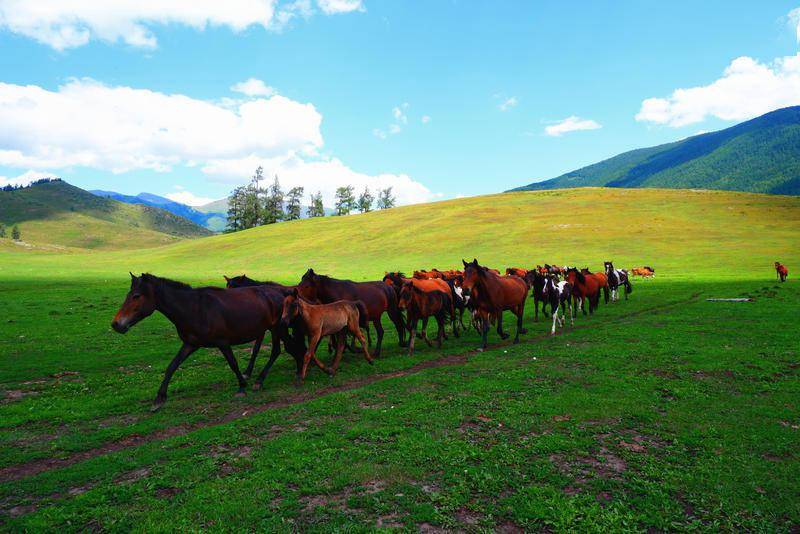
[0, 188, 798, 532]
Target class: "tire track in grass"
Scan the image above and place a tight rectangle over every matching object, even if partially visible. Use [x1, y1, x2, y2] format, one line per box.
[0, 292, 700, 483]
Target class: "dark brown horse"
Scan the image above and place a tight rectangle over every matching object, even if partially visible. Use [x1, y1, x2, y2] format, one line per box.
[297, 269, 406, 355]
[277, 289, 372, 382]
[461, 259, 528, 349]
[524, 270, 549, 322]
[224, 274, 294, 295]
[565, 268, 603, 317]
[111, 273, 304, 410]
[398, 282, 451, 356]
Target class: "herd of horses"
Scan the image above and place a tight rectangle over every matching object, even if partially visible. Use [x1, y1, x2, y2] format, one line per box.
[111, 260, 644, 410]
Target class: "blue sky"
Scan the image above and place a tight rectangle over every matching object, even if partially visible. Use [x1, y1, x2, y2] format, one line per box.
[1, 1, 799, 206]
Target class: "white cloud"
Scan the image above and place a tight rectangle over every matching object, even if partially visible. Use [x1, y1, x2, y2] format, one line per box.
[316, 0, 364, 14]
[165, 190, 216, 206]
[201, 153, 432, 206]
[421, 115, 431, 124]
[374, 102, 411, 139]
[0, 170, 57, 188]
[636, 54, 800, 127]
[0, 78, 322, 173]
[230, 78, 276, 97]
[0, 78, 433, 206]
[0, 0, 363, 50]
[544, 116, 602, 137]
[498, 96, 518, 111]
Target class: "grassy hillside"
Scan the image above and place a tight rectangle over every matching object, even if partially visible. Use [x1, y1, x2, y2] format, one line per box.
[512, 106, 800, 195]
[0, 180, 212, 250]
[1, 188, 798, 282]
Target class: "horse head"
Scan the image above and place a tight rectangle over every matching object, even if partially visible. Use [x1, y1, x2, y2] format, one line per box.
[397, 281, 414, 310]
[280, 288, 303, 327]
[111, 272, 158, 334]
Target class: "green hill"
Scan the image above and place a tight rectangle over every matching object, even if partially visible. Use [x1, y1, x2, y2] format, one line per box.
[511, 106, 800, 195]
[0, 180, 212, 250]
[1, 188, 797, 281]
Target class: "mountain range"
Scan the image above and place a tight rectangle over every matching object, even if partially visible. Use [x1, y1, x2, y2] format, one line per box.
[90, 190, 228, 231]
[511, 106, 800, 195]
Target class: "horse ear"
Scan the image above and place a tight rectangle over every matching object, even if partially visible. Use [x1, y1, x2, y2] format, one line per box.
[462, 259, 468, 268]
[292, 287, 299, 297]
[223, 275, 230, 282]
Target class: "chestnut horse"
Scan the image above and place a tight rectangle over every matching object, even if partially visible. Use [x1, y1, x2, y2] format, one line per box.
[297, 269, 406, 355]
[505, 267, 529, 278]
[383, 272, 459, 337]
[775, 262, 789, 282]
[277, 289, 372, 382]
[565, 268, 603, 317]
[111, 273, 304, 410]
[398, 282, 451, 356]
[461, 259, 528, 349]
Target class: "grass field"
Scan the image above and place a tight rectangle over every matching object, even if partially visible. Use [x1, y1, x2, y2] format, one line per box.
[0, 188, 798, 531]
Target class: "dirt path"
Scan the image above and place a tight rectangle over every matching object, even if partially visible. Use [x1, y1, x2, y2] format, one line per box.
[0, 293, 699, 483]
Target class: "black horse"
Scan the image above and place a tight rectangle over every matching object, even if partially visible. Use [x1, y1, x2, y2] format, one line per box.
[525, 270, 549, 322]
[112, 273, 305, 410]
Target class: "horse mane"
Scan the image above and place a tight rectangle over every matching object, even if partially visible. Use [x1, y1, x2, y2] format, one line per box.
[140, 273, 193, 291]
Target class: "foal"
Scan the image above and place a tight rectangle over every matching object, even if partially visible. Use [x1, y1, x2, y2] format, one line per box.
[398, 282, 451, 356]
[775, 262, 789, 282]
[541, 275, 573, 335]
[275, 289, 372, 383]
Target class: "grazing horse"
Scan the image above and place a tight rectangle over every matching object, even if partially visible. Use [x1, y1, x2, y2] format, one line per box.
[565, 268, 603, 317]
[383, 272, 460, 336]
[461, 259, 528, 349]
[111, 273, 304, 410]
[398, 282, 451, 356]
[505, 267, 528, 278]
[277, 289, 372, 382]
[297, 269, 406, 355]
[542, 275, 573, 335]
[775, 262, 789, 282]
[524, 270, 549, 322]
[603, 261, 633, 301]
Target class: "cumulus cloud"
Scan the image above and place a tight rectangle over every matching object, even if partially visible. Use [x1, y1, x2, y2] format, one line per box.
[230, 78, 275, 97]
[165, 190, 217, 206]
[0, 0, 364, 50]
[788, 7, 800, 43]
[0, 78, 432, 205]
[0, 170, 57, 188]
[636, 54, 800, 127]
[544, 116, 602, 137]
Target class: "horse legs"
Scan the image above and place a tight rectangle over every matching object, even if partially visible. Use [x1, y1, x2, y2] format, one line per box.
[252, 327, 283, 390]
[421, 320, 433, 347]
[299, 332, 323, 383]
[219, 345, 248, 397]
[436, 312, 445, 348]
[514, 306, 525, 344]
[372, 319, 385, 357]
[496, 312, 510, 340]
[242, 333, 264, 379]
[533, 296, 539, 322]
[152, 342, 197, 411]
[479, 315, 489, 350]
[407, 323, 416, 357]
[327, 331, 346, 376]
[387, 306, 407, 347]
[350, 321, 373, 365]
[550, 303, 559, 335]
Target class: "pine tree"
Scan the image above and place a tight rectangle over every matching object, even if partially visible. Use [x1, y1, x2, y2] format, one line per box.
[357, 186, 374, 213]
[284, 186, 304, 221]
[308, 191, 325, 217]
[226, 186, 246, 232]
[262, 175, 284, 224]
[376, 187, 396, 209]
[11, 225, 20, 241]
[335, 185, 356, 216]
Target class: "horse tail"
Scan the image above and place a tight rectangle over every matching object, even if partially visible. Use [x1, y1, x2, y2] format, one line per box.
[624, 277, 633, 295]
[355, 300, 369, 329]
[602, 282, 609, 304]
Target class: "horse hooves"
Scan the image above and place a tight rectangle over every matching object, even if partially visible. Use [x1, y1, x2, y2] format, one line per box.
[234, 390, 246, 398]
[513, 338, 520, 344]
[150, 401, 165, 413]
[476, 347, 485, 352]
[252, 382, 262, 391]
[500, 333, 510, 340]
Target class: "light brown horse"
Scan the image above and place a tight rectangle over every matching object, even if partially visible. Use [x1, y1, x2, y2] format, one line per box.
[461, 259, 528, 349]
[383, 272, 459, 337]
[277, 289, 372, 383]
[775, 262, 788, 282]
[505, 267, 529, 278]
[566, 268, 604, 317]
